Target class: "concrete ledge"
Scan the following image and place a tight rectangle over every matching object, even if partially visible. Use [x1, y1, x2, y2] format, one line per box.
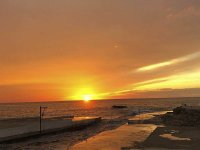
[0, 117, 101, 144]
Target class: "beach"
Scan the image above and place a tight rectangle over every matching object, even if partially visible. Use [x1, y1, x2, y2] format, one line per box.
[70, 109, 200, 150]
[1, 98, 200, 149]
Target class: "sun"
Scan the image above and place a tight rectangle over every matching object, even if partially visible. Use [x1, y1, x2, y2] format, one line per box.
[70, 86, 102, 101]
[83, 95, 92, 102]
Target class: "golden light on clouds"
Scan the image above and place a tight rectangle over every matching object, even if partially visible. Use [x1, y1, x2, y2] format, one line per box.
[137, 61, 172, 72]
[106, 69, 200, 98]
[134, 70, 200, 91]
[137, 52, 200, 72]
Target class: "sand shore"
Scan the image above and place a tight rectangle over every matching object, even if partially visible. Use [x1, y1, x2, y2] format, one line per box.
[2, 108, 200, 150]
[70, 111, 165, 150]
[70, 110, 200, 150]
[137, 106, 200, 149]
[70, 124, 157, 150]
[139, 125, 200, 149]
[0, 115, 131, 149]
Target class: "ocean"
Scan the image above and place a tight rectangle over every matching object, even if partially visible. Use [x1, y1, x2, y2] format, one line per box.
[0, 97, 200, 120]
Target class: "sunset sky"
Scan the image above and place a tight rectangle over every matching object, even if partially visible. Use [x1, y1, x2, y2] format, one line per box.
[1, 0, 200, 102]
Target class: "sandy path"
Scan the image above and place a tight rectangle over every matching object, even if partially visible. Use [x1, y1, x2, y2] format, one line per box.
[68, 111, 169, 150]
[69, 124, 157, 150]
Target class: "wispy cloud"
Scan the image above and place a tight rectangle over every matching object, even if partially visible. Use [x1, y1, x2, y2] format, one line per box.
[133, 78, 169, 87]
[134, 70, 200, 90]
[108, 68, 200, 98]
[136, 51, 200, 72]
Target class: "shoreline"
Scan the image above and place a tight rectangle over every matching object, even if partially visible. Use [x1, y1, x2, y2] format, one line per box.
[2, 107, 199, 150]
[0, 113, 136, 149]
[70, 108, 200, 150]
[0, 109, 171, 150]
[70, 111, 168, 150]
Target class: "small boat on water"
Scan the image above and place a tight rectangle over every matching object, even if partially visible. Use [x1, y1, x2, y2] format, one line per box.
[112, 105, 127, 109]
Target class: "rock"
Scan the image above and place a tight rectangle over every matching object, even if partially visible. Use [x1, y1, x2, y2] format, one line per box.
[162, 106, 200, 127]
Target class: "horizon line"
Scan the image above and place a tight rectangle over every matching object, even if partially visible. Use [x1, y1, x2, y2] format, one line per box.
[0, 96, 200, 104]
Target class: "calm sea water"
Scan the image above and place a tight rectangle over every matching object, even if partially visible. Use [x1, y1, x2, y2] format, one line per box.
[0, 98, 200, 120]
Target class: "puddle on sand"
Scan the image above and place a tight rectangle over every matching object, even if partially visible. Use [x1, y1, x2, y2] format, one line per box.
[160, 134, 191, 141]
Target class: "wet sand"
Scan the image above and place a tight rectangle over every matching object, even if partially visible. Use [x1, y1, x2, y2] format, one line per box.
[134, 109, 200, 150]
[129, 111, 170, 121]
[139, 125, 200, 150]
[70, 111, 200, 150]
[69, 111, 168, 150]
[0, 116, 130, 149]
[3, 111, 199, 150]
[70, 124, 157, 150]
[0, 111, 167, 150]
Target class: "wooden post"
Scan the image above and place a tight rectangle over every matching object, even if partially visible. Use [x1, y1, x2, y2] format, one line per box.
[40, 106, 42, 134]
[39, 106, 47, 134]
